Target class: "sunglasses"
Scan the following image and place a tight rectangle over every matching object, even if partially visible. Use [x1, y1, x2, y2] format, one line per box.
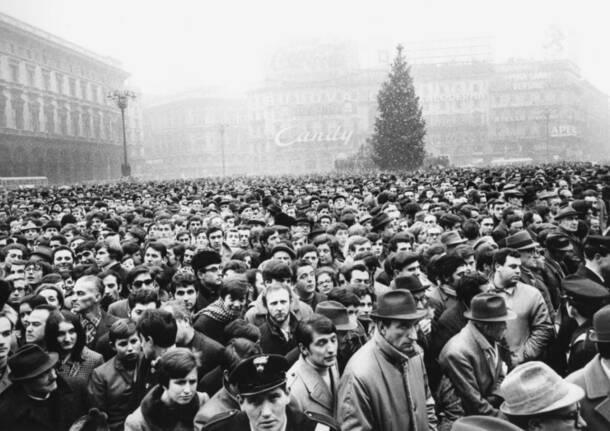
[133, 278, 154, 288]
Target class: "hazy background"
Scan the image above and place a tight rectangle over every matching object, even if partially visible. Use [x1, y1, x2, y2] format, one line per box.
[2, 0, 609, 95]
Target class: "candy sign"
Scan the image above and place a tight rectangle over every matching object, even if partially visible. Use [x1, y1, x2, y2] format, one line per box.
[274, 126, 353, 147]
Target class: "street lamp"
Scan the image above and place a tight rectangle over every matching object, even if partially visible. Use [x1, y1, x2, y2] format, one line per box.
[219, 124, 227, 177]
[107, 89, 136, 177]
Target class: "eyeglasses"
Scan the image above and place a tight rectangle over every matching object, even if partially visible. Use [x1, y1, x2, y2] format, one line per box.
[133, 278, 154, 288]
[205, 265, 222, 273]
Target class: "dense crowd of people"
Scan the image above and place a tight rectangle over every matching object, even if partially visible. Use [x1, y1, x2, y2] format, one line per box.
[0, 162, 609, 430]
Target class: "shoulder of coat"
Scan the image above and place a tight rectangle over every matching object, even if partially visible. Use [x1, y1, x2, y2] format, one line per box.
[305, 410, 339, 431]
[204, 409, 239, 427]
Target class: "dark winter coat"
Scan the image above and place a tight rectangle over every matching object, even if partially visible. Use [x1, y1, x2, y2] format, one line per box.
[0, 376, 85, 431]
[125, 384, 207, 431]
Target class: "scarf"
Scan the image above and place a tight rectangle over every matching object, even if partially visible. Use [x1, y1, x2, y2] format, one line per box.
[199, 298, 239, 323]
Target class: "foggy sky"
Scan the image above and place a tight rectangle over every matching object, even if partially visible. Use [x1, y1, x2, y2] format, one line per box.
[2, 0, 609, 97]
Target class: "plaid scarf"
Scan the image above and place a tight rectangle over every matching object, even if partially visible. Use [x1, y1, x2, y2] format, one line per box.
[199, 298, 239, 323]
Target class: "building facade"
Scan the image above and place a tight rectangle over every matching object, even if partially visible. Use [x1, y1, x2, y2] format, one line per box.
[140, 40, 608, 176]
[488, 59, 609, 162]
[141, 91, 252, 179]
[0, 12, 132, 183]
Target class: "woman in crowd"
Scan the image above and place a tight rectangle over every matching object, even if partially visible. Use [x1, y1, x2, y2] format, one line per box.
[125, 347, 207, 431]
[45, 309, 104, 391]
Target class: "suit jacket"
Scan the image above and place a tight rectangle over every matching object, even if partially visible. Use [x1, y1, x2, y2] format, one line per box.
[439, 322, 504, 416]
[566, 354, 610, 431]
[431, 301, 468, 358]
[194, 386, 239, 431]
[287, 356, 340, 417]
[576, 265, 610, 290]
[185, 330, 224, 376]
[88, 356, 141, 431]
[428, 284, 458, 318]
[91, 310, 118, 351]
[542, 252, 566, 310]
[108, 298, 130, 319]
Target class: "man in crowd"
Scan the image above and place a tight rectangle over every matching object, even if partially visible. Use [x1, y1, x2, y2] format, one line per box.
[489, 248, 554, 365]
[87, 319, 142, 431]
[440, 293, 515, 416]
[501, 361, 586, 430]
[0, 344, 86, 431]
[259, 282, 299, 357]
[133, 309, 177, 404]
[26, 304, 54, 347]
[567, 305, 610, 430]
[202, 354, 338, 431]
[287, 314, 340, 417]
[338, 290, 438, 430]
[71, 275, 117, 349]
[577, 235, 610, 289]
[0, 311, 13, 395]
[192, 249, 223, 309]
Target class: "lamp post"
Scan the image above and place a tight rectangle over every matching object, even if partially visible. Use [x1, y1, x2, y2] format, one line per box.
[219, 124, 227, 177]
[107, 90, 136, 177]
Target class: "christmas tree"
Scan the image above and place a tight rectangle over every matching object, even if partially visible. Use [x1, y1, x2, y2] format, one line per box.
[370, 45, 426, 171]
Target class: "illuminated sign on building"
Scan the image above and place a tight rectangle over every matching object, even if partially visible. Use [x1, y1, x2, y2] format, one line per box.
[274, 126, 353, 147]
[550, 124, 578, 137]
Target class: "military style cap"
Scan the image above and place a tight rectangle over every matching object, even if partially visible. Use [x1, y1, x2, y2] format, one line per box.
[229, 354, 288, 397]
[584, 235, 610, 255]
[562, 275, 610, 302]
[545, 233, 572, 251]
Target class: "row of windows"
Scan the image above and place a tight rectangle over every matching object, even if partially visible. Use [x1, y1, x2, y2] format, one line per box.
[2, 56, 116, 106]
[4, 39, 113, 86]
[0, 100, 120, 141]
[249, 89, 376, 109]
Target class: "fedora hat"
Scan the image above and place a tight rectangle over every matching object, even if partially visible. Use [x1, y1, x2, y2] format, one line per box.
[315, 301, 357, 331]
[370, 290, 427, 321]
[8, 344, 58, 381]
[464, 293, 516, 322]
[554, 206, 579, 220]
[451, 416, 522, 431]
[371, 212, 392, 232]
[590, 304, 610, 342]
[394, 275, 426, 293]
[500, 361, 584, 416]
[505, 230, 537, 250]
[440, 231, 466, 247]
